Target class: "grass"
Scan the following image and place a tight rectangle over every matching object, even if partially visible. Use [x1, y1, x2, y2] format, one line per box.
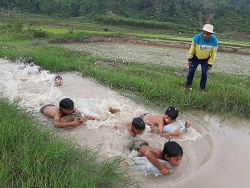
[0, 97, 138, 188]
[0, 14, 250, 187]
[1, 38, 250, 119]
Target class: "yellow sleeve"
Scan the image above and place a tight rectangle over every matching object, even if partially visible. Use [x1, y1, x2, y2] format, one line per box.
[208, 48, 217, 65]
[188, 41, 196, 60]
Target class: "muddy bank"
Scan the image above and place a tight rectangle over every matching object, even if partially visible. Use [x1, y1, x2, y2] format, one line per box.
[56, 36, 250, 55]
[60, 37, 250, 76]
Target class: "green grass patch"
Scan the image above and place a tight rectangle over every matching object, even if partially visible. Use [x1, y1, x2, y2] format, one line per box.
[0, 97, 138, 188]
[1, 39, 250, 119]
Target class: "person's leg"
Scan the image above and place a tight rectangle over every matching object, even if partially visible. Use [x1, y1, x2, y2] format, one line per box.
[200, 61, 209, 91]
[185, 60, 199, 88]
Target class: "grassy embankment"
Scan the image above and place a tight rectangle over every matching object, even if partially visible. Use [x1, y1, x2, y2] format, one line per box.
[0, 14, 250, 187]
[0, 98, 138, 187]
[1, 19, 250, 118]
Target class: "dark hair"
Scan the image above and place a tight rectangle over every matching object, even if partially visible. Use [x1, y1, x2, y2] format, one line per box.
[59, 98, 74, 110]
[27, 57, 33, 64]
[55, 75, 62, 80]
[163, 140, 183, 158]
[165, 106, 179, 120]
[132, 117, 145, 130]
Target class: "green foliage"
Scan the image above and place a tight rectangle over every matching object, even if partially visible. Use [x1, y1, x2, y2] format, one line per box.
[0, 98, 137, 187]
[1, 0, 250, 34]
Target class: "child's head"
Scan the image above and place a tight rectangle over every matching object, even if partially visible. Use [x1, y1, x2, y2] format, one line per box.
[59, 98, 74, 114]
[131, 117, 145, 134]
[27, 57, 35, 66]
[164, 106, 179, 124]
[163, 140, 183, 167]
[55, 75, 63, 86]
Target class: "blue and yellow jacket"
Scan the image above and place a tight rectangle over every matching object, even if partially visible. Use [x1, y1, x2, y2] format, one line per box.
[188, 32, 219, 66]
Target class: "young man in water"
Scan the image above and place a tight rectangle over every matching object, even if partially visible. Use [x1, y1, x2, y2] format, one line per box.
[139, 106, 191, 138]
[131, 140, 183, 175]
[114, 117, 146, 137]
[40, 98, 88, 128]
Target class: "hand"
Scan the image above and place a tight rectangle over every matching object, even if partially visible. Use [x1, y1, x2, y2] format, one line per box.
[185, 121, 191, 128]
[188, 61, 192, 66]
[150, 125, 155, 133]
[171, 130, 181, 136]
[208, 66, 212, 71]
[160, 166, 169, 175]
[72, 120, 82, 127]
[78, 116, 88, 124]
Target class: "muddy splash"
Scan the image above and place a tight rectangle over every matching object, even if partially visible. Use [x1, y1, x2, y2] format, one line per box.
[1, 55, 250, 188]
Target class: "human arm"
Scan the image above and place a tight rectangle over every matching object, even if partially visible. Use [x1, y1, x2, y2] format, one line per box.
[158, 123, 180, 138]
[141, 148, 169, 175]
[187, 41, 196, 64]
[126, 122, 136, 137]
[53, 114, 86, 128]
[185, 121, 191, 128]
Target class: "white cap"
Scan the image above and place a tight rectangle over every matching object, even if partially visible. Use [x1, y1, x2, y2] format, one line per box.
[202, 24, 214, 33]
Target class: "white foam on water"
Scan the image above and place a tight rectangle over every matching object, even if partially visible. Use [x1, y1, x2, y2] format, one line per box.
[0, 59, 210, 188]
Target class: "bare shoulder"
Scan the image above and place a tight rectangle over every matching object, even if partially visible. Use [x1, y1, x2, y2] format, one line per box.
[140, 145, 163, 158]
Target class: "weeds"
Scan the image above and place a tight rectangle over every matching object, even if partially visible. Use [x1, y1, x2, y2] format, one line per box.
[0, 97, 138, 187]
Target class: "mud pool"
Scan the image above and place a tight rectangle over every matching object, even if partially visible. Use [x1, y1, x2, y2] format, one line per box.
[1, 46, 250, 188]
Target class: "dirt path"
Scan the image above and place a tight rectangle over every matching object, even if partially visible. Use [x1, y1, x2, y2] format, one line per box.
[60, 37, 250, 76]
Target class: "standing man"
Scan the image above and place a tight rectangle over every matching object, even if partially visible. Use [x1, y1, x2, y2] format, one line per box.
[185, 24, 219, 92]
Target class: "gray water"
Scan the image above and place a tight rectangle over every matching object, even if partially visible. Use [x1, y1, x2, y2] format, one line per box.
[1, 58, 250, 188]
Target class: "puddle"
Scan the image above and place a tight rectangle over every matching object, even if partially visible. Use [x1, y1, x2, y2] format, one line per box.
[0, 59, 249, 188]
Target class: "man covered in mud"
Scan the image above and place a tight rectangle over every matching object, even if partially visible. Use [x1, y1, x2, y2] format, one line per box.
[40, 98, 88, 128]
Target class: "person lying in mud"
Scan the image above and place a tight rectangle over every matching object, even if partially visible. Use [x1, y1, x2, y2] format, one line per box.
[40, 98, 88, 128]
[138, 106, 191, 138]
[114, 117, 146, 137]
[54, 75, 63, 86]
[130, 140, 183, 175]
[25, 58, 42, 74]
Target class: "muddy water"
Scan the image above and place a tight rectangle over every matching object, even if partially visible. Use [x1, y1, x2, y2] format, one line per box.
[1, 58, 250, 188]
[61, 42, 250, 76]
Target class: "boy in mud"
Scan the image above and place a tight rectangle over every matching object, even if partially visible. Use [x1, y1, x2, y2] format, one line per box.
[40, 98, 88, 128]
[54, 75, 63, 86]
[114, 117, 146, 137]
[137, 106, 191, 138]
[25, 58, 42, 74]
[130, 140, 183, 175]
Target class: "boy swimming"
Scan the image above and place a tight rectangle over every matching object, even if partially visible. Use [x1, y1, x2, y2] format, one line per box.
[139, 106, 191, 138]
[54, 75, 63, 86]
[114, 117, 146, 137]
[130, 140, 183, 175]
[40, 98, 87, 128]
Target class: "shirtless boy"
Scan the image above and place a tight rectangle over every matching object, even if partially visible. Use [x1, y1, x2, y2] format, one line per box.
[140, 106, 191, 138]
[114, 117, 145, 137]
[131, 140, 183, 175]
[40, 98, 87, 128]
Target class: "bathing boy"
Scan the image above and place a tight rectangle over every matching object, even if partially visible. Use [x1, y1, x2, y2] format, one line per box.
[40, 98, 87, 128]
[131, 140, 183, 175]
[139, 106, 191, 138]
[114, 117, 146, 137]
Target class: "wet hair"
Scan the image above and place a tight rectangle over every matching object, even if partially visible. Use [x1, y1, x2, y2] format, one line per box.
[163, 140, 183, 158]
[132, 117, 145, 130]
[55, 75, 62, 81]
[165, 106, 179, 120]
[27, 57, 33, 64]
[59, 98, 74, 110]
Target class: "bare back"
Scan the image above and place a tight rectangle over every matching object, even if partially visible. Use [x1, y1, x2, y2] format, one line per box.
[42, 105, 61, 118]
[143, 114, 165, 127]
